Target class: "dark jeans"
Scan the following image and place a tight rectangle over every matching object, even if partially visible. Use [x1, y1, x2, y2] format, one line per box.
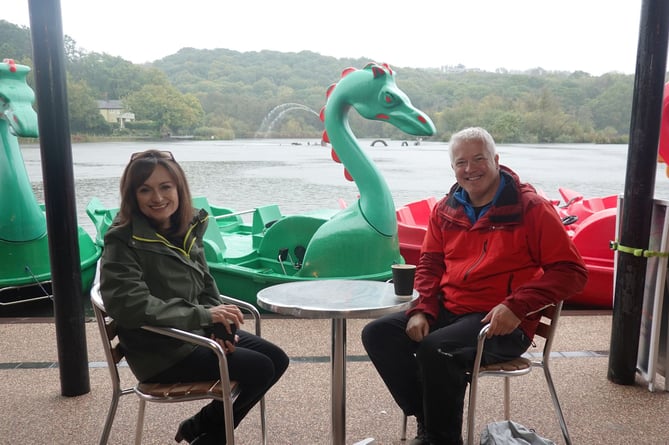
[146, 330, 289, 436]
[362, 307, 530, 445]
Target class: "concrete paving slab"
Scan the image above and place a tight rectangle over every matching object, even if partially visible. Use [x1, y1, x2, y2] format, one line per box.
[1, 313, 668, 444]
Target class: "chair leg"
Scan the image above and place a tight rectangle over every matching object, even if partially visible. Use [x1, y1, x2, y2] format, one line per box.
[135, 399, 146, 445]
[466, 376, 479, 445]
[400, 414, 407, 441]
[503, 377, 511, 420]
[543, 366, 572, 445]
[260, 396, 267, 445]
[223, 396, 236, 445]
[99, 392, 121, 445]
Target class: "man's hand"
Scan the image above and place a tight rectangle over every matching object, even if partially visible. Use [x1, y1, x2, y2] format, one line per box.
[480, 304, 521, 338]
[406, 312, 430, 342]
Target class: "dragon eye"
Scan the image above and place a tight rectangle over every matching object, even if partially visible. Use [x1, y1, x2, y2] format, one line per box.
[382, 92, 398, 107]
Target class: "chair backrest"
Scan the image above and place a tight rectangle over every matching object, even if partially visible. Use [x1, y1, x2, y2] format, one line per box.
[466, 300, 570, 445]
[532, 300, 563, 364]
[91, 283, 125, 391]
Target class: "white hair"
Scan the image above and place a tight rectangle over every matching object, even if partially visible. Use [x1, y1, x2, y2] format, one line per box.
[448, 127, 497, 162]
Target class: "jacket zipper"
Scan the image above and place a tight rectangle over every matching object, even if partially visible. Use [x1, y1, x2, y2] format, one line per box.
[133, 217, 203, 258]
[463, 239, 487, 281]
[132, 234, 190, 257]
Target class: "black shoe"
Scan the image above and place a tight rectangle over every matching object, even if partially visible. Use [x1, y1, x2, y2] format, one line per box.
[175, 418, 200, 443]
[190, 432, 226, 445]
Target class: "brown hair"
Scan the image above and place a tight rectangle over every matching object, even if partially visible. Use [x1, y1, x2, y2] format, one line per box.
[117, 150, 194, 236]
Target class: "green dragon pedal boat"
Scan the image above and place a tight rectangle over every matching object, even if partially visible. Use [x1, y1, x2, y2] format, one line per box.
[0, 59, 101, 306]
[87, 63, 435, 307]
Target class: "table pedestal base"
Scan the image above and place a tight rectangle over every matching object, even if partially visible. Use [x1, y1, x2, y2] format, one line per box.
[332, 318, 346, 445]
[256, 280, 417, 445]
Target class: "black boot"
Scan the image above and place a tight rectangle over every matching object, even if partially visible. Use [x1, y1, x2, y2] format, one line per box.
[190, 432, 226, 444]
[175, 417, 201, 443]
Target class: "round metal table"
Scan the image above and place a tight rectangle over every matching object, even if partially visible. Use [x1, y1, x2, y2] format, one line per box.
[257, 279, 417, 445]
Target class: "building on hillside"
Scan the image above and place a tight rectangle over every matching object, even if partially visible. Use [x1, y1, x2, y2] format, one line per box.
[97, 100, 135, 129]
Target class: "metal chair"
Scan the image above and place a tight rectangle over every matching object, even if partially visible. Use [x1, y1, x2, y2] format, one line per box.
[400, 301, 571, 445]
[91, 283, 266, 445]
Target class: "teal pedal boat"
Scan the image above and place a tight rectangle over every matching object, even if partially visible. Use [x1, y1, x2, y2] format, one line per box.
[0, 59, 101, 307]
[87, 63, 435, 308]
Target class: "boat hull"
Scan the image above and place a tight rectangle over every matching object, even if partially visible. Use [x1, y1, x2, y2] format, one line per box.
[208, 260, 392, 307]
[0, 225, 102, 306]
[87, 197, 396, 310]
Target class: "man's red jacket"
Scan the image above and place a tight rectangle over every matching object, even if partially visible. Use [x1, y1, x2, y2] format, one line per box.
[408, 166, 588, 339]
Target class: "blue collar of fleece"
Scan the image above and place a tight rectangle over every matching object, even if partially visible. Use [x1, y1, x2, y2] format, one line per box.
[453, 174, 506, 223]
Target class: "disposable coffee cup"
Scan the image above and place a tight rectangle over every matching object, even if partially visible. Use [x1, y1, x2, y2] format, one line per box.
[392, 264, 416, 297]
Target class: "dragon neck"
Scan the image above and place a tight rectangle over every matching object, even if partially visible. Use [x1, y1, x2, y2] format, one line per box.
[325, 102, 396, 237]
[0, 119, 46, 241]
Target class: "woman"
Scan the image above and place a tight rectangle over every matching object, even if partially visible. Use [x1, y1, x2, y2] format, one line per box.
[99, 149, 289, 444]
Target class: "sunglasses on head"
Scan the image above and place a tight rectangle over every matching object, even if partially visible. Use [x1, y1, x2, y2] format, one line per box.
[130, 150, 175, 162]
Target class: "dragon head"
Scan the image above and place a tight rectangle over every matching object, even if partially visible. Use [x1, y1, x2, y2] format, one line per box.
[0, 59, 39, 138]
[325, 63, 435, 137]
[321, 63, 436, 182]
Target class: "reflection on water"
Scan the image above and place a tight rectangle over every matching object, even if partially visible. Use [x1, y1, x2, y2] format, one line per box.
[19, 139, 669, 237]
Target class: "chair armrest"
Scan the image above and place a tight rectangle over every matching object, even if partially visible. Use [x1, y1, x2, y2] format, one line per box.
[140, 325, 234, 392]
[141, 325, 224, 353]
[477, 324, 492, 343]
[470, 323, 492, 377]
[218, 294, 262, 336]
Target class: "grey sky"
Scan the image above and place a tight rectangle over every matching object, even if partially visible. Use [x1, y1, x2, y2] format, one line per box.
[4, 0, 649, 75]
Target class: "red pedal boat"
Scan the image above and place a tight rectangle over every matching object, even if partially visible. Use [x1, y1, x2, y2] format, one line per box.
[396, 189, 617, 308]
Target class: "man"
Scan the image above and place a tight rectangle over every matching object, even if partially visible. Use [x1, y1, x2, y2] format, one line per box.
[362, 127, 587, 445]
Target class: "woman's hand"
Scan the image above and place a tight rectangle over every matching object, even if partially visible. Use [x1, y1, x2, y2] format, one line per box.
[208, 304, 243, 353]
[213, 335, 239, 354]
[209, 304, 244, 326]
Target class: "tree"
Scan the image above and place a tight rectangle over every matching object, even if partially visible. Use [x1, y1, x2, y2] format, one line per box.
[587, 74, 634, 137]
[68, 52, 149, 99]
[124, 83, 204, 135]
[0, 20, 33, 61]
[0, 19, 640, 142]
[67, 77, 111, 134]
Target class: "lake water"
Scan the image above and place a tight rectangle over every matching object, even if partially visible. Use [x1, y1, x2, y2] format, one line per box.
[18, 139, 669, 237]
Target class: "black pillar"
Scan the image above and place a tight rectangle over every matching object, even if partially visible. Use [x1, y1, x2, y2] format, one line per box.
[608, 0, 669, 385]
[28, 0, 90, 396]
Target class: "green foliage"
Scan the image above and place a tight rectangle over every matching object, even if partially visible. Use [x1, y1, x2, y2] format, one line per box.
[125, 120, 160, 134]
[0, 20, 644, 143]
[0, 20, 32, 62]
[193, 126, 235, 140]
[67, 52, 150, 99]
[124, 83, 204, 135]
[67, 77, 112, 134]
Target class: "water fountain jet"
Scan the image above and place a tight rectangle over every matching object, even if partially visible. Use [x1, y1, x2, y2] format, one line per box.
[255, 103, 321, 138]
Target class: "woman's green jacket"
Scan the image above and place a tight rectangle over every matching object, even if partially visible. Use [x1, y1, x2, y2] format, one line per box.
[99, 209, 221, 381]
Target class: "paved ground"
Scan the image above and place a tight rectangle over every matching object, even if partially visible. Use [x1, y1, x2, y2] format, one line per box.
[1, 310, 668, 444]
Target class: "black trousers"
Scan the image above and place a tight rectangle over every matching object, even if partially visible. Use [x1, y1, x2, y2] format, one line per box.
[362, 307, 530, 445]
[146, 330, 289, 436]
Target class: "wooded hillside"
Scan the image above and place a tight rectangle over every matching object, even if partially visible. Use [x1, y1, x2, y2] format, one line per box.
[1, 20, 637, 143]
